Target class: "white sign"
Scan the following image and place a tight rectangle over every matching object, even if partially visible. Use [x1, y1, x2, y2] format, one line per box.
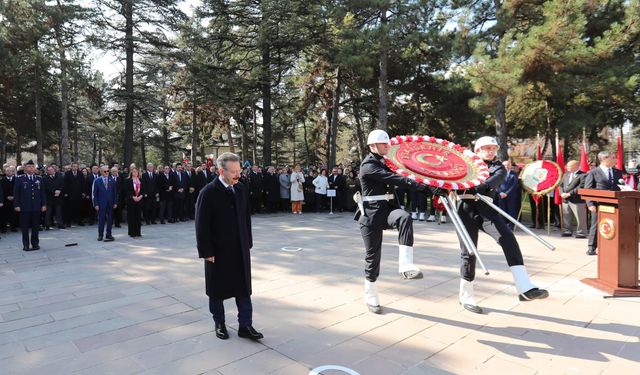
[327, 189, 337, 197]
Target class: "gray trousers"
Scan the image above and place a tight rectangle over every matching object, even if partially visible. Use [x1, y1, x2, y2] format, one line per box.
[562, 201, 587, 235]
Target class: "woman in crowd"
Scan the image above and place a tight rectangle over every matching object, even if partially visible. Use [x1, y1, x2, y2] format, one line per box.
[313, 168, 329, 212]
[345, 170, 360, 212]
[279, 168, 291, 212]
[125, 166, 145, 237]
[290, 165, 305, 214]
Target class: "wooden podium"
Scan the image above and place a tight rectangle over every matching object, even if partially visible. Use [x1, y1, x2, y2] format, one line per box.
[578, 189, 640, 296]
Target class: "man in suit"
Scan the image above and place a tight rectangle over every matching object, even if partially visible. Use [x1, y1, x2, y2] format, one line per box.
[1, 165, 19, 232]
[0, 182, 3, 239]
[142, 163, 159, 224]
[195, 152, 263, 341]
[184, 163, 196, 220]
[172, 163, 189, 222]
[262, 166, 280, 213]
[496, 160, 522, 230]
[111, 166, 125, 228]
[583, 151, 623, 255]
[14, 160, 47, 251]
[328, 167, 346, 212]
[85, 164, 100, 225]
[559, 160, 587, 238]
[248, 165, 263, 214]
[43, 165, 65, 230]
[157, 165, 174, 224]
[92, 165, 118, 241]
[64, 162, 85, 226]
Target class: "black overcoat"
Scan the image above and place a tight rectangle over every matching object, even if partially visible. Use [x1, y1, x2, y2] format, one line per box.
[195, 177, 253, 299]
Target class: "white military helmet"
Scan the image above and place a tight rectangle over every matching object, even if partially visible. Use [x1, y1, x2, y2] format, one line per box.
[474, 136, 499, 152]
[367, 129, 390, 145]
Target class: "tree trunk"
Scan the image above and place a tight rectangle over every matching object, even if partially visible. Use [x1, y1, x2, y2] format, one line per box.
[226, 122, 235, 154]
[351, 91, 367, 160]
[495, 95, 509, 161]
[140, 131, 147, 169]
[377, 7, 389, 131]
[545, 98, 556, 160]
[98, 148, 103, 166]
[302, 120, 310, 165]
[325, 109, 332, 165]
[16, 131, 22, 165]
[34, 50, 44, 165]
[1, 129, 7, 163]
[55, 1, 71, 166]
[261, 45, 272, 166]
[73, 119, 78, 162]
[200, 144, 205, 166]
[123, 0, 134, 168]
[252, 104, 258, 164]
[162, 126, 170, 166]
[92, 135, 97, 164]
[328, 68, 342, 168]
[191, 101, 198, 163]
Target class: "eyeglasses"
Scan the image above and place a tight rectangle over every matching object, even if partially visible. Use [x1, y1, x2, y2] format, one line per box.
[102, 170, 109, 174]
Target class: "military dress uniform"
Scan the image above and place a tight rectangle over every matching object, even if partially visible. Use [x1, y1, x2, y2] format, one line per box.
[356, 149, 431, 313]
[456, 137, 548, 314]
[14, 172, 47, 251]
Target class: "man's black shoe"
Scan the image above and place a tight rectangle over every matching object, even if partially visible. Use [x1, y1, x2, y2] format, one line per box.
[238, 325, 263, 340]
[587, 249, 597, 256]
[11, 227, 17, 232]
[78, 222, 85, 227]
[115, 224, 121, 228]
[97, 236, 103, 241]
[215, 323, 229, 340]
[23, 247, 30, 251]
[561, 231, 572, 237]
[160, 220, 165, 224]
[168, 219, 175, 223]
[45, 226, 51, 231]
[58, 225, 66, 229]
[575, 233, 586, 239]
[104, 236, 114, 242]
[519, 288, 549, 301]
[151, 221, 157, 224]
[31, 246, 40, 250]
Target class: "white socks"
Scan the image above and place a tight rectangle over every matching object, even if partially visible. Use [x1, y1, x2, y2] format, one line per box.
[459, 279, 477, 306]
[398, 245, 420, 273]
[510, 265, 537, 294]
[364, 279, 380, 307]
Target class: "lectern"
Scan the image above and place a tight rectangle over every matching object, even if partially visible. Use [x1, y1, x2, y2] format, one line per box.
[578, 189, 640, 296]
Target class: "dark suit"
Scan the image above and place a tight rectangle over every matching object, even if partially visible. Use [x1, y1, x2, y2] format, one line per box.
[262, 172, 280, 213]
[0, 176, 18, 231]
[559, 170, 587, 236]
[112, 175, 125, 227]
[92, 176, 118, 238]
[63, 170, 85, 225]
[328, 174, 346, 212]
[85, 174, 100, 224]
[184, 170, 196, 220]
[196, 177, 254, 327]
[141, 171, 158, 224]
[157, 173, 174, 223]
[125, 178, 145, 237]
[14, 174, 47, 249]
[172, 171, 189, 221]
[43, 173, 65, 228]
[583, 167, 623, 252]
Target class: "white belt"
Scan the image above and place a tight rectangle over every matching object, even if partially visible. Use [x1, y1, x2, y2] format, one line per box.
[361, 193, 395, 202]
[457, 194, 477, 200]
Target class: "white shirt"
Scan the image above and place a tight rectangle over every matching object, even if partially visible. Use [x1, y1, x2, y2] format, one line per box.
[219, 177, 234, 193]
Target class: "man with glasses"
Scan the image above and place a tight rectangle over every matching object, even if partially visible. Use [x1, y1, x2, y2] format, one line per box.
[583, 151, 623, 256]
[92, 166, 118, 242]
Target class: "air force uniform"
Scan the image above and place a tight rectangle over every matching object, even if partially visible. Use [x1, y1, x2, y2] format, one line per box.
[14, 166, 47, 251]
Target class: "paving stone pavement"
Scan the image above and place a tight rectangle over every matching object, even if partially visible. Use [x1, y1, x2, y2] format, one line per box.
[0, 212, 639, 375]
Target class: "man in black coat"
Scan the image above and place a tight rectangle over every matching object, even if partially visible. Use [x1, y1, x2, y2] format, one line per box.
[1, 165, 19, 232]
[195, 152, 263, 341]
[262, 166, 280, 213]
[184, 163, 196, 220]
[357, 130, 431, 314]
[248, 165, 263, 214]
[583, 151, 623, 256]
[43, 165, 65, 229]
[172, 163, 189, 222]
[157, 165, 175, 224]
[111, 166, 126, 228]
[85, 164, 100, 225]
[328, 167, 346, 212]
[141, 163, 159, 224]
[64, 162, 85, 226]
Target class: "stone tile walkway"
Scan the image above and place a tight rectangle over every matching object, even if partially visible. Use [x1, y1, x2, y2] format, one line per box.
[0, 212, 638, 374]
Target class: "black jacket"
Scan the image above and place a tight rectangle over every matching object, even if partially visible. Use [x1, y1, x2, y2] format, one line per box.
[157, 173, 175, 201]
[357, 152, 423, 230]
[63, 171, 84, 200]
[583, 167, 623, 207]
[43, 173, 65, 202]
[195, 178, 253, 299]
[559, 170, 586, 204]
[141, 171, 158, 197]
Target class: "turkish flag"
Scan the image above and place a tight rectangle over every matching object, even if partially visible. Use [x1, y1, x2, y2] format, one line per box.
[616, 134, 625, 172]
[554, 142, 565, 205]
[579, 142, 589, 173]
